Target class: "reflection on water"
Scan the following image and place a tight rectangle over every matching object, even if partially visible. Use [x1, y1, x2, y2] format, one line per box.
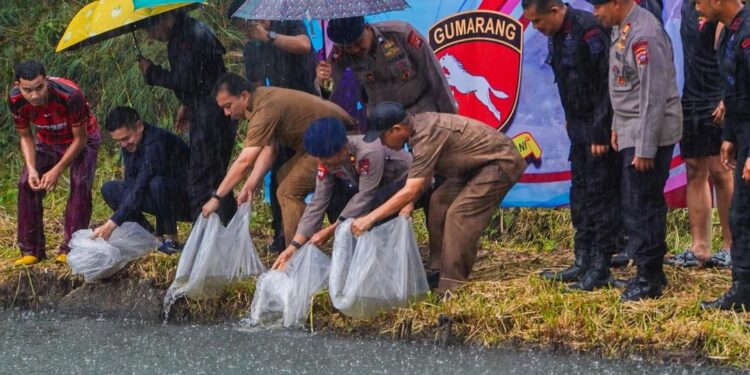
[0, 310, 741, 375]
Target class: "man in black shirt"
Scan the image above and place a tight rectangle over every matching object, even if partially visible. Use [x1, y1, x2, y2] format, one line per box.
[666, 0, 733, 268]
[227, 0, 319, 252]
[92, 107, 190, 254]
[138, 11, 238, 224]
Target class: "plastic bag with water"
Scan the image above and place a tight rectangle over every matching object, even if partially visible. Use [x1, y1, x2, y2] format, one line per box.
[247, 244, 330, 328]
[67, 222, 159, 282]
[329, 216, 429, 319]
[163, 203, 266, 310]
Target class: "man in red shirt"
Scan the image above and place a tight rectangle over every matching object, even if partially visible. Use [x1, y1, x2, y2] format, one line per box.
[8, 60, 101, 265]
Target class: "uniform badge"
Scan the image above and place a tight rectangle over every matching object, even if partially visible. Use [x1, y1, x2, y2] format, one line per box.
[633, 40, 649, 65]
[407, 31, 424, 49]
[730, 15, 744, 32]
[383, 39, 400, 57]
[742, 37, 750, 60]
[616, 23, 631, 50]
[317, 163, 328, 180]
[583, 28, 604, 54]
[618, 76, 626, 85]
[357, 158, 370, 176]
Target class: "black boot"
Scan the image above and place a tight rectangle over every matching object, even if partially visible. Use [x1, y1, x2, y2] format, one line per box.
[540, 248, 590, 282]
[621, 265, 667, 302]
[611, 234, 632, 268]
[569, 252, 614, 291]
[701, 281, 750, 312]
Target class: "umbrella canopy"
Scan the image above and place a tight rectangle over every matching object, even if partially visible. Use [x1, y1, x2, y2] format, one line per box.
[231, 0, 409, 21]
[56, 0, 204, 52]
[132, 0, 193, 9]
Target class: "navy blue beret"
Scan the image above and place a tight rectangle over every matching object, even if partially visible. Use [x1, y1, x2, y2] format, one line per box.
[584, 0, 613, 5]
[304, 117, 348, 158]
[327, 16, 366, 44]
[364, 101, 407, 143]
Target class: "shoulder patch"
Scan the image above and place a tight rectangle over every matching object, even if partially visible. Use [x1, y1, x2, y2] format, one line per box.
[730, 15, 744, 32]
[633, 40, 649, 65]
[317, 163, 328, 180]
[358, 158, 370, 176]
[583, 28, 604, 54]
[742, 37, 750, 50]
[407, 30, 423, 49]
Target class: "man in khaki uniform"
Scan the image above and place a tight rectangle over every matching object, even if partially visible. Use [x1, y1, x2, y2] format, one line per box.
[201, 73, 356, 246]
[272, 117, 412, 270]
[351, 102, 527, 293]
[588, 0, 682, 301]
[316, 16, 457, 115]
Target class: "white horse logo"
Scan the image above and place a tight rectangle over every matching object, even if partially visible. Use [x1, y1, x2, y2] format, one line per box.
[439, 54, 508, 121]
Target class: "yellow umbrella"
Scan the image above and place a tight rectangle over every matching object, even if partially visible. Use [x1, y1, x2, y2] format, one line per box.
[56, 0, 204, 52]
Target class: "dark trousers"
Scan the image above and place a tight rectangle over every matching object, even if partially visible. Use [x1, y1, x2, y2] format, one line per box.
[730, 146, 750, 281]
[569, 142, 620, 254]
[186, 98, 238, 223]
[619, 145, 674, 271]
[101, 178, 191, 236]
[269, 145, 294, 241]
[17, 132, 101, 257]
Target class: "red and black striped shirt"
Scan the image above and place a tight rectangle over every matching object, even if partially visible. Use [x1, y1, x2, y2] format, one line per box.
[9, 77, 98, 145]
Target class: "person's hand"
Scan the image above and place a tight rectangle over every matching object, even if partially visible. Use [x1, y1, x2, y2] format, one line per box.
[271, 246, 297, 270]
[175, 105, 189, 134]
[399, 202, 415, 218]
[201, 197, 221, 218]
[351, 215, 375, 236]
[611, 131, 619, 152]
[591, 144, 610, 157]
[247, 22, 270, 42]
[632, 156, 654, 172]
[91, 220, 118, 241]
[743, 157, 750, 184]
[27, 168, 42, 191]
[137, 57, 153, 75]
[720, 141, 737, 170]
[39, 167, 62, 192]
[316, 61, 332, 82]
[712, 101, 726, 125]
[236, 186, 254, 205]
[310, 227, 334, 246]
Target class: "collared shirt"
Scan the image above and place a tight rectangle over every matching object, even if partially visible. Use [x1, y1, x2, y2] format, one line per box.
[547, 5, 612, 144]
[329, 21, 457, 115]
[680, 0, 722, 111]
[9, 77, 99, 145]
[145, 15, 227, 107]
[296, 136, 412, 237]
[407, 112, 527, 183]
[243, 87, 357, 152]
[243, 20, 317, 94]
[609, 4, 682, 158]
[112, 124, 190, 225]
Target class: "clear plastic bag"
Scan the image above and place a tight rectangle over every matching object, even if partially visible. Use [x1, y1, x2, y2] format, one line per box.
[329, 216, 429, 319]
[164, 203, 266, 306]
[67, 222, 159, 282]
[247, 244, 330, 328]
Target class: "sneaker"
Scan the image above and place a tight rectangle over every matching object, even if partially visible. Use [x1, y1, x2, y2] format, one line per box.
[665, 249, 700, 267]
[158, 239, 183, 255]
[55, 253, 68, 264]
[14, 255, 40, 266]
[705, 249, 731, 268]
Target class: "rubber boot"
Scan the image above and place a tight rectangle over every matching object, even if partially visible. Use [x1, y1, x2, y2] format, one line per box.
[610, 233, 632, 268]
[540, 248, 590, 282]
[621, 262, 667, 302]
[568, 251, 614, 291]
[701, 280, 750, 312]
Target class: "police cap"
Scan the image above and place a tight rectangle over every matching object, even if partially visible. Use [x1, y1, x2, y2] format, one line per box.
[364, 101, 407, 143]
[327, 16, 366, 44]
[304, 117, 349, 158]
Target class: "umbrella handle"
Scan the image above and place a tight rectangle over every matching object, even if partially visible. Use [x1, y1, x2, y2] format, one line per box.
[132, 31, 144, 59]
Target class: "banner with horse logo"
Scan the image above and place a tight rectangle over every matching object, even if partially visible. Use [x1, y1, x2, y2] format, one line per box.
[312, 0, 688, 208]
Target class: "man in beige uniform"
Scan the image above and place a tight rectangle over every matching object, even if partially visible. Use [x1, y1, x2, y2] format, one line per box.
[272, 117, 412, 269]
[202, 73, 356, 246]
[317, 16, 457, 115]
[351, 102, 527, 293]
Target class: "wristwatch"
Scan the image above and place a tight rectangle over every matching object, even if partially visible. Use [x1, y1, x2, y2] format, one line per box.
[210, 190, 223, 201]
[268, 31, 278, 43]
[290, 240, 303, 249]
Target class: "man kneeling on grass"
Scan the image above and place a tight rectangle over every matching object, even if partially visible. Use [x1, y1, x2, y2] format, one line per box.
[351, 102, 527, 295]
[91, 106, 191, 254]
[271, 117, 412, 270]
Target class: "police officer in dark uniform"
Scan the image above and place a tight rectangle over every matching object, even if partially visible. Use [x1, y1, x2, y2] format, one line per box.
[696, 0, 750, 311]
[523, 0, 620, 290]
[635, 0, 664, 23]
[138, 11, 237, 223]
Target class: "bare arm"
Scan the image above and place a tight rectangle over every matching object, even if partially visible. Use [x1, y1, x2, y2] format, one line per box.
[215, 146, 263, 197]
[351, 177, 427, 235]
[271, 34, 311, 55]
